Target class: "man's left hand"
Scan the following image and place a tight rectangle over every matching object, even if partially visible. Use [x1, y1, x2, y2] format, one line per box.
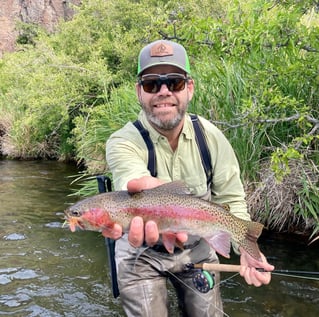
[239, 247, 274, 286]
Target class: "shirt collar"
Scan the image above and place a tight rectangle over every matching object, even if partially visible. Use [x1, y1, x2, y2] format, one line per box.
[138, 110, 194, 143]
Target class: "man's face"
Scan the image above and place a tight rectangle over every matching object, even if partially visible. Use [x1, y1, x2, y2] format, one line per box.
[136, 65, 194, 131]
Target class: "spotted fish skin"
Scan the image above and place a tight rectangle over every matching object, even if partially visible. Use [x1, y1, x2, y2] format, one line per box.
[65, 181, 263, 260]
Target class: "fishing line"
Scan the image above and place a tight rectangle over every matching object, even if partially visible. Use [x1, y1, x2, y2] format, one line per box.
[259, 269, 319, 281]
[271, 272, 319, 281]
[193, 262, 319, 281]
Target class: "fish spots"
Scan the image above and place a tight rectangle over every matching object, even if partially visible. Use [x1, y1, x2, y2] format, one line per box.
[64, 181, 264, 259]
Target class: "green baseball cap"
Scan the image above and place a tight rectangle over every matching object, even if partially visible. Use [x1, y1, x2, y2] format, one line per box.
[137, 40, 191, 76]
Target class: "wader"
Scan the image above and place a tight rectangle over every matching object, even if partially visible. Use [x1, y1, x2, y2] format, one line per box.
[116, 235, 224, 317]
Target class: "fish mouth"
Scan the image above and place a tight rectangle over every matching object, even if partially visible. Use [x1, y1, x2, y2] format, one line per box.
[64, 216, 85, 232]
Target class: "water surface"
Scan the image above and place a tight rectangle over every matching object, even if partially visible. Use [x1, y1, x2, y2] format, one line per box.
[0, 160, 318, 316]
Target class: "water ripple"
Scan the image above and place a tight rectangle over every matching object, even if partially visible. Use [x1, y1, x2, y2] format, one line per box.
[0, 268, 39, 285]
[3, 233, 27, 241]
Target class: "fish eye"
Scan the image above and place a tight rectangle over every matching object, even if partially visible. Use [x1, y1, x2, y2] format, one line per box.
[71, 210, 80, 217]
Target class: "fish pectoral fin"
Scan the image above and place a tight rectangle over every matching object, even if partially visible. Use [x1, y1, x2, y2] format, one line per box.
[205, 231, 232, 258]
[162, 232, 178, 254]
[175, 239, 184, 250]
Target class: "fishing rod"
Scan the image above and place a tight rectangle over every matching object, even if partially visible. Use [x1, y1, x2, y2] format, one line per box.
[183, 262, 319, 293]
[188, 262, 319, 275]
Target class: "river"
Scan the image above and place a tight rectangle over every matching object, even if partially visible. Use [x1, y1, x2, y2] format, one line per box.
[0, 160, 318, 316]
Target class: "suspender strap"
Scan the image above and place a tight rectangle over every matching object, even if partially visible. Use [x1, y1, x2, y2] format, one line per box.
[133, 115, 213, 187]
[133, 120, 157, 177]
[190, 114, 213, 187]
[96, 175, 120, 298]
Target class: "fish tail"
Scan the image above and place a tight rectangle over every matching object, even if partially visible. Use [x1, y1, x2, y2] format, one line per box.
[240, 221, 264, 261]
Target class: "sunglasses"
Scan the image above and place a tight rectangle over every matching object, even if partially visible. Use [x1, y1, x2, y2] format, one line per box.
[138, 73, 189, 93]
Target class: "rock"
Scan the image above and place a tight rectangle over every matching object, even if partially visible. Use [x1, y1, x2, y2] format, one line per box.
[0, 0, 81, 57]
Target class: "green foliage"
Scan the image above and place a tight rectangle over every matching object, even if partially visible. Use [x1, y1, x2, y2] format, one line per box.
[15, 21, 40, 46]
[72, 83, 140, 172]
[188, 1, 319, 182]
[271, 147, 304, 181]
[0, 0, 318, 232]
[0, 42, 113, 159]
[294, 168, 319, 237]
[68, 173, 113, 197]
[296, 178, 319, 220]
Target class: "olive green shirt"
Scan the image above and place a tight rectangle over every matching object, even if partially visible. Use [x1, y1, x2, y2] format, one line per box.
[106, 111, 250, 221]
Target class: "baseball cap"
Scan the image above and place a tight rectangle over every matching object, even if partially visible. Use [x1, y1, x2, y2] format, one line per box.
[137, 40, 191, 76]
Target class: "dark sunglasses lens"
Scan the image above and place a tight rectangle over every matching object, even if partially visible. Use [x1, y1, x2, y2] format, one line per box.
[168, 78, 185, 92]
[142, 80, 160, 93]
[141, 78, 186, 93]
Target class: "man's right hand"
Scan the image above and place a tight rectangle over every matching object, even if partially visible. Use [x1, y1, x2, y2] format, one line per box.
[128, 216, 188, 248]
[101, 216, 158, 246]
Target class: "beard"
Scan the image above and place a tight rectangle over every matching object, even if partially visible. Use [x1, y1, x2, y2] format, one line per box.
[144, 106, 186, 130]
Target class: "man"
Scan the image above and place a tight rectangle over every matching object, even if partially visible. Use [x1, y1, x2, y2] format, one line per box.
[105, 40, 274, 316]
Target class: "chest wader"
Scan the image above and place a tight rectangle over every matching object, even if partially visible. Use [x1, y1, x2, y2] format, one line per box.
[98, 114, 213, 299]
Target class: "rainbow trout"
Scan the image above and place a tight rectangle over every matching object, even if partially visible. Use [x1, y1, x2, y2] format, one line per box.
[64, 181, 263, 260]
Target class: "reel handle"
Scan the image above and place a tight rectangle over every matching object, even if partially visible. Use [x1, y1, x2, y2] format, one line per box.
[194, 263, 241, 272]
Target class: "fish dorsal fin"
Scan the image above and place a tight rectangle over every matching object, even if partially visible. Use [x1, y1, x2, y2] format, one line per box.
[148, 181, 191, 195]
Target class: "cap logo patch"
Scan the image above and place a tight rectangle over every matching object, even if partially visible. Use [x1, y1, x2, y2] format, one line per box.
[150, 42, 173, 57]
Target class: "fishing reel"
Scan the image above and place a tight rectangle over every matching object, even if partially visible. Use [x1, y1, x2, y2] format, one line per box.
[185, 263, 215, 293]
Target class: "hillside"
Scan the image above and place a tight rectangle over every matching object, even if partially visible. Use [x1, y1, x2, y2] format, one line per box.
[0, 0, 80, 56]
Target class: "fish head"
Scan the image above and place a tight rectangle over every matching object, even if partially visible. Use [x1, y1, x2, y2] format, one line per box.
[64, 199, 114, 233]
[64, 199, 94, 220]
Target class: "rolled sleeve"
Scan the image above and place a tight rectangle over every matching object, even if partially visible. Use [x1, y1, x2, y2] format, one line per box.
[106, 123, 151, 190]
